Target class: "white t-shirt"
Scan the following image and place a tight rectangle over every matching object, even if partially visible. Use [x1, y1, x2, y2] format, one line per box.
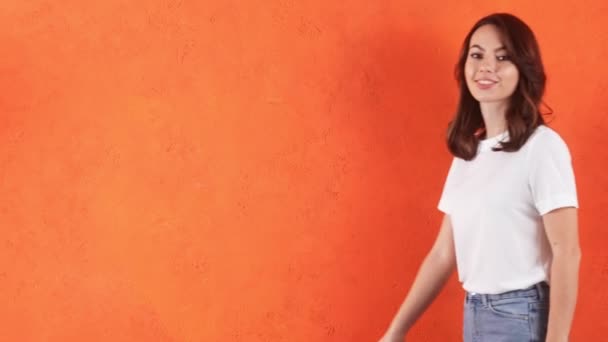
[437, 125, 578, 294]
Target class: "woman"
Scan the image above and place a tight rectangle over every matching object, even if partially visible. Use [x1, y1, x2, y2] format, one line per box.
[379, 13, 581, 342]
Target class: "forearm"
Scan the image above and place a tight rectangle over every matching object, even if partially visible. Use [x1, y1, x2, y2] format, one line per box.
[387, 252, 456, 336]
[546, 251, 581, 341]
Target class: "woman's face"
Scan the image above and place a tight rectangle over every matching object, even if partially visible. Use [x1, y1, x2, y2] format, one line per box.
[465, 24, 519, 104]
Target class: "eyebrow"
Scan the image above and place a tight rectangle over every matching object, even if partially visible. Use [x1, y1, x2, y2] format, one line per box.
[469, 44, 507, 52]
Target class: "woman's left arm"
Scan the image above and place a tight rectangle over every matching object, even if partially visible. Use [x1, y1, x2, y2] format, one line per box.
[543, 207, 581, 342]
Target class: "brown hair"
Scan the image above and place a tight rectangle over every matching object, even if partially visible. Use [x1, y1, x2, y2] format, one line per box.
[448, 13, 549, 160]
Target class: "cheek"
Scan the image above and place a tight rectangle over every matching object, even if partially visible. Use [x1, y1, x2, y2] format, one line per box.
[464, 62, 476, 90]
[502, 66, 520, 86]
[464, 61, 475, 78]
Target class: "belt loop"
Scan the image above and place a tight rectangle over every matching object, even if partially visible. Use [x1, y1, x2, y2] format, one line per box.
[481, 294, 488, 306]
[535, 282, 545, 300]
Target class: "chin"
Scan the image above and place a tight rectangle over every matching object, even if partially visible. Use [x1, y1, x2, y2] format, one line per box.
[474, 96, 506, 103]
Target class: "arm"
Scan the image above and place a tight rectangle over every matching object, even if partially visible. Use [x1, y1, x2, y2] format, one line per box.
[543, 207, 581, 342]
[381, 214, 457, 339]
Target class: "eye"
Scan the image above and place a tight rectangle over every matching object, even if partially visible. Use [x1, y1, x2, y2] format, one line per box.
[469, 53, 482, 59]
[496, 55, 511, 61]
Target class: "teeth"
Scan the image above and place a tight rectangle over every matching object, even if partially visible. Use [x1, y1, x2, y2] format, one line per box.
[477, 80, 495, 85]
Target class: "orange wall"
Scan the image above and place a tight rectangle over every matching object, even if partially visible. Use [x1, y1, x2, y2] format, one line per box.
[1, 1, 606, 341]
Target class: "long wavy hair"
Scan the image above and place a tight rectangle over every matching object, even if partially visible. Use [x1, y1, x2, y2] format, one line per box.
[448, 13, 549, 160]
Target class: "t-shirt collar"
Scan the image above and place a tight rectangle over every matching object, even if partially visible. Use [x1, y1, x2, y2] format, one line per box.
[479, 130, 510, 152]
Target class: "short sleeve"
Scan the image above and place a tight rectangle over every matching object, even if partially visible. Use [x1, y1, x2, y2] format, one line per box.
[528, 130, 579, 216]
[438, 157, 457, 214]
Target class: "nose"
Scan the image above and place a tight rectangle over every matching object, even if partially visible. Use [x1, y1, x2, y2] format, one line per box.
[479, 59, 496, 73]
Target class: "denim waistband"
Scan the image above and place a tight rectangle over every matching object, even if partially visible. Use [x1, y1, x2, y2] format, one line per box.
[466, 282, 549, 304]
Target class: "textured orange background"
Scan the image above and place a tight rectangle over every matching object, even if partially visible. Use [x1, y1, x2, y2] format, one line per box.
[1, 1, 607, 341]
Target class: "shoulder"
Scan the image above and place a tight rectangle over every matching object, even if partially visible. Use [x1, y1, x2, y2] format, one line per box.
[527, 125, 572, 161]
[529, 125, 565, 143]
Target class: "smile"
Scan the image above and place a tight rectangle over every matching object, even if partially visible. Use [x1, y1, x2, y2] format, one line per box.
[475, 79, 498, 90]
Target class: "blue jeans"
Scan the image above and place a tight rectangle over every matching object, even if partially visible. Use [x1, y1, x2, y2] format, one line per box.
[463, 282, 550, 342]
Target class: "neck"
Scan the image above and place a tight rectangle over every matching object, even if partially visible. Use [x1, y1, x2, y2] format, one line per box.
[479, 101, 508, 138]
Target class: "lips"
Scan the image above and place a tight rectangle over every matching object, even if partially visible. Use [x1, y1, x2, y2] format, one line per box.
[475, 79, 498, 90]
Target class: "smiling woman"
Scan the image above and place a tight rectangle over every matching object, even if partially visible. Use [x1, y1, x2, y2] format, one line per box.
[379, 13, 580, 342]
